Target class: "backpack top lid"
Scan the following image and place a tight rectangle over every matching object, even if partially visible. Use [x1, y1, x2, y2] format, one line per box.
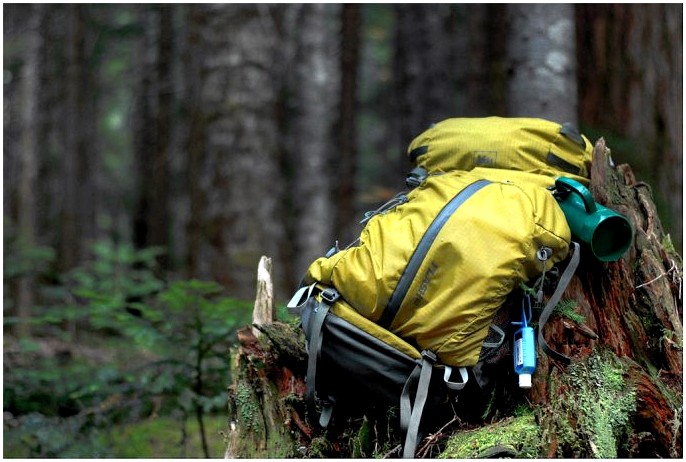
[406, 117, 593, 187]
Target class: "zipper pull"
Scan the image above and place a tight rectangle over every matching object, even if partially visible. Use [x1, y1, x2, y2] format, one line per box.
[536, 247, 553, 303]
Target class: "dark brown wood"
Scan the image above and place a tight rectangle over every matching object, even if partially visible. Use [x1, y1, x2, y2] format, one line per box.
[335, 4, 361, 245]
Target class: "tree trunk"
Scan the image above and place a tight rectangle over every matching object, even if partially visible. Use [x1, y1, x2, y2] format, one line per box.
[506, 4, 579, 125]
[60, 4, 98, 271]
[188, 4, 286, 298]
[289, 4, 340, 283]
[132, 5, 158, 252]
[453, 5, 508, 117]
[334, 4, 362, 246]
[225, 138, 681, 458]
[133, 5, 173, 267]
[393, 5, 457, 148]
[576, 4, 683, 251]
[184, 4, 206, 281]
[11, 4, 45, 337]
[530, 138, 682, 458]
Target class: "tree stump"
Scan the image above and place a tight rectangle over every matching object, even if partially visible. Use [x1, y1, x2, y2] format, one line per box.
[531, 138, 682, 458]
[224, 139, 682, 458]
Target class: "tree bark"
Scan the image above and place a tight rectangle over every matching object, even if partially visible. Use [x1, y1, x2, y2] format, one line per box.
[506, 4, 579, 125]
[393, 5, 457, 148]
[576, 4, 683, 251]
[189, 4, 286, 299]
[289, 4, 340, 283]
[226, 137, 681, 458]
[334, 4, 362, 246]
[60, 4, 99, 271]
[225, 257, 307, 458]
[11, 4, 45, 337]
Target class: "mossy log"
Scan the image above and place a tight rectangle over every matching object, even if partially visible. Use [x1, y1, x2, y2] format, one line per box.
[224, 139, 682, 458]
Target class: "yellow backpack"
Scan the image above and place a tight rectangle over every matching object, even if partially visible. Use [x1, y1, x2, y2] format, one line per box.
[289, 118, 589, 458]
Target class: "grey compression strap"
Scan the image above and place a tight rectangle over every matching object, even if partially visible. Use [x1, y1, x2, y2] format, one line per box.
[305, 288, 339, 407]
[537, 242, 580, 365]
[400, 350, 436, 458]
[318, 400, 334, 428]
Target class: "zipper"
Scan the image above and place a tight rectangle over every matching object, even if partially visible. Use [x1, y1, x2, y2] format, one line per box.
[378, 179, 492, 329]
[360, 193, 409, 225]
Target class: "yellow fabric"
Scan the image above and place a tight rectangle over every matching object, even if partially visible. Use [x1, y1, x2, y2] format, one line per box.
[305, 170, 571, 367]
[407, 117, 593, 187]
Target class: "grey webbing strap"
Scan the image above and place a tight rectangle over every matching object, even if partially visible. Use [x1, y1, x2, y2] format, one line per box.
[399, 365, 420, 438]
[400, 350, 436, 458]
[537, 242, 580, 365]
[286, 283, 317, 315]
[319, 401, 334, 428]
[305, 288, 339, 406]
[443, 366, 469, 391]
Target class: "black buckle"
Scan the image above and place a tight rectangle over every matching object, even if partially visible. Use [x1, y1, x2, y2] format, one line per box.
[421, 349, 438, 364]
[320, 288, 340, 305]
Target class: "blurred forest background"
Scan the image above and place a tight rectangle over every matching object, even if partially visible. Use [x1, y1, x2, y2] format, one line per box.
[3, 3, 682, 458]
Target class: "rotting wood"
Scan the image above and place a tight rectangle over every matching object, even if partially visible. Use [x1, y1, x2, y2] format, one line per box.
[252, 256, 274, 338]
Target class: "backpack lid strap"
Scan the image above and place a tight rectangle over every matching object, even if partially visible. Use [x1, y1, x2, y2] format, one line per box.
[400, 350, 436, 458]
[537, 242, 580, 365]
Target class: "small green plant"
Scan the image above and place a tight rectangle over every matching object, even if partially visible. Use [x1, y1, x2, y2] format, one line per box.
[4, 238, 252, 458]
[64, 240, 166, 340]
[554, 299, 585, 324]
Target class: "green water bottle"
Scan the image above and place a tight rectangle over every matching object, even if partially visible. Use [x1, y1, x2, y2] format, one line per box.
[554, 177, 633, 262]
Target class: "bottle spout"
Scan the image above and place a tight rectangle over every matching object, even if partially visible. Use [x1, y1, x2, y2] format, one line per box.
[518, 373, 532, 388]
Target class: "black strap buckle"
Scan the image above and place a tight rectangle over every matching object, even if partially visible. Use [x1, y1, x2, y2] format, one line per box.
[421, 349, 437, 364]
[320, 288, 340, 305]
[406, 166, 428, 189]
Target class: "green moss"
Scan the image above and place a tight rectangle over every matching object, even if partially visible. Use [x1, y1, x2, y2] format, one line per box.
[546, 349, 636, 458]
[308, 435, 332, 458]
[229, 379, 298, 458]
[234, 382, 263, 435]
[440, 411, 541, 459]
[661, 234, 676, 254]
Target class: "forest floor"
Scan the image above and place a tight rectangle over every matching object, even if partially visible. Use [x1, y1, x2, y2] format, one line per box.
[3, 332, 228, 458]
[4, 412, 228, 458]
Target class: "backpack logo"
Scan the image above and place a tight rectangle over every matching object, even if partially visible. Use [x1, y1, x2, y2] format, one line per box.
[413, 261, 439, 307]
[472, 150, 498, 167]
